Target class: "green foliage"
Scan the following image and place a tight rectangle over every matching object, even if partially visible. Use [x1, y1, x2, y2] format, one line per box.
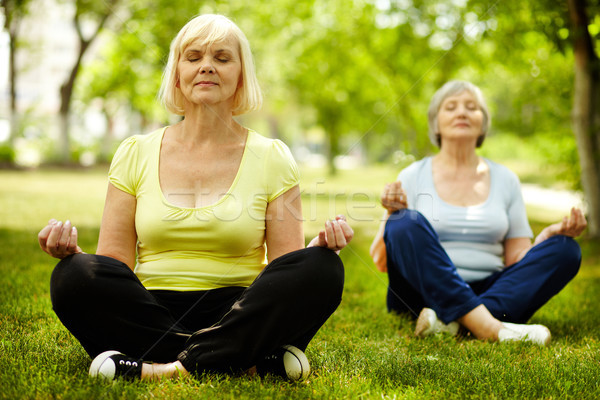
[479, 131, 581, 190]
[61, 0, 596, 189]
[1, 168, 600, 399]
[0, 143, 15, 164]
[1, 0, 34, 31]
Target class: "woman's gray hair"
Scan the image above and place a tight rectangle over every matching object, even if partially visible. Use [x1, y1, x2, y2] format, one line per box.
[158, 14, 262, 116]
[427, 80, 491, 148]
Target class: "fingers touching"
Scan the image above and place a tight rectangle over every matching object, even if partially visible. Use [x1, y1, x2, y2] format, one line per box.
[313, 215, 354, 254]
[381, 181, 407, 214]
[564, 207, 587, 237]
[553, 207, 587, 238]
[38, 219, 82, 259]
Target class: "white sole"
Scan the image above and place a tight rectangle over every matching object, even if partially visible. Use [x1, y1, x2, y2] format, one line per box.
[282, 345, 310, 381]
[89, 350, 122, 378]
[498, 323, 552, 346]
[415, 308, 459, 337]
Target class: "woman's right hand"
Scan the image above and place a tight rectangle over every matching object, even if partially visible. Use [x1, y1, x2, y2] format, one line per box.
[307, 215, 354, 254]
[38, 219, 83, 259]
[533, 207, 588, 246]
[380, 181, 408, 214]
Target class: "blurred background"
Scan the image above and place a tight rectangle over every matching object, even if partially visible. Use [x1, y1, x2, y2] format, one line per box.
[1, 0, 599, 235]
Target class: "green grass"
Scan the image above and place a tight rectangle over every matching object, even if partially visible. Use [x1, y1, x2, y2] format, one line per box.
[1, 167, 599, 399]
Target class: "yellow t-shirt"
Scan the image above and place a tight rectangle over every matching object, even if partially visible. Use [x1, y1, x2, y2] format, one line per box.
[108, 127, 300, 291]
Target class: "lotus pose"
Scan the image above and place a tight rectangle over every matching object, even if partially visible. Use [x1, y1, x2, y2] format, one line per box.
[370, 80, 586, 345]
[38, 14, 352, 381]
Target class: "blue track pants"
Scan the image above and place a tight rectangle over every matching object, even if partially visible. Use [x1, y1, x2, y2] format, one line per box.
[384, 209, 581, 324]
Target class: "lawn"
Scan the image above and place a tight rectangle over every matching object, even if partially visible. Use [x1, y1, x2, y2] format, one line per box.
[1, 166, 599, 399]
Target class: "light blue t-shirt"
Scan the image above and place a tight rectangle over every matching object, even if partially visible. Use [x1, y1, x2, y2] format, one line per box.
[398, 157, 533, 282]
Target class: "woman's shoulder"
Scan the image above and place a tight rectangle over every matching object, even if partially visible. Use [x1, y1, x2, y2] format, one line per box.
[485, 158, 523, 196]
[398, 157, 431, 180]
[110, 128, 166, 169]
[408, 157, 431, 170]
[247, 130, 294, 158]
[117, 127, 165, 149]
[244, 130, 299, 193]
[485, 158, 520, 182]
[133, 127, 165, 144]
[247, 129, 286, 146]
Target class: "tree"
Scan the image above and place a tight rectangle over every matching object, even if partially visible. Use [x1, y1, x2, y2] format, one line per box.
[1, 0, 32, 155]
[282, 0, 392, 173]
[567, 0, 600, 237]
[485, 0, 599, 236]
[57, 0, 119, 163]
[256, 0, 444, 172]
[70, 0, 597, 222]
[74, 0, 208, 158]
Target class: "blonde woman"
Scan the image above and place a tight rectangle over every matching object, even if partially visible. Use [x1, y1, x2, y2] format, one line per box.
[39, 14, 352, 381]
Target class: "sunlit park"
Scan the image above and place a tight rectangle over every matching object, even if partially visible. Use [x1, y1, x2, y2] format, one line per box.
[1, 0, 600, 398]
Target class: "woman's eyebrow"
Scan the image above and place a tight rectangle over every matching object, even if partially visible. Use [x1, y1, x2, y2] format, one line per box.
[214, 48, 234, 55]
[184, 48, 202, 55]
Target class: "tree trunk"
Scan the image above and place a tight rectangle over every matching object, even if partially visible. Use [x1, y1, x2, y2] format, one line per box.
[57, 1, 117, 164]
[99, 107, 115, 163]
[323, 115, 339, 176]
[8, 23, 18, 148]
[4, 1, 22, 154]
[567, 0, 600, 237]
[58, 46, 84, 163]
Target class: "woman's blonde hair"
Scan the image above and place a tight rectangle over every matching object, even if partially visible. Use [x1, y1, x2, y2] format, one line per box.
[158, 14, 262, 116]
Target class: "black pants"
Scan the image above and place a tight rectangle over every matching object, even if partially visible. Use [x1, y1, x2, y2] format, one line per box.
[50, 247, 345, 374]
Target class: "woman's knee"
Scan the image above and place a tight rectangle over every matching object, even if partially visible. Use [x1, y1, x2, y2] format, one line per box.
[267, 247, 344, 292]
[384, 209, 429, 243]
[302, 247, 345, 292]
[50, 253, 112, 308]
[545, 235, 581, 262]
[553, 236, 582, 274]
[51, 253, 96, 287]
[254, 247, 344, 314]
[535, 235, 582, 278]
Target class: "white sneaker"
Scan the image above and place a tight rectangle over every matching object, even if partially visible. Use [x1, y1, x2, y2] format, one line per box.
[498, 322, 551, 346]
[89, 350, 143, 380]
[256, 345, 310, 381]
[415, 308, 460, 337]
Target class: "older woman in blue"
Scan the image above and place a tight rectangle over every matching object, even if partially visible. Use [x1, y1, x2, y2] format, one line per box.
[370, 80, 586, 345]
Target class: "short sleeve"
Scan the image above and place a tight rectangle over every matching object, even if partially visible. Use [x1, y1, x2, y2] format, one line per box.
[504, 168, 534, 239]
[265, 139, 300, 202]
[108, 136, 139, 196]
[397, 160, 422, 208]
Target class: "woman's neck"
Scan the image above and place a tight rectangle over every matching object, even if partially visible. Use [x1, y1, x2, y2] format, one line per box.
[434, 141, 479, 170]
[175, 105, 245, 146]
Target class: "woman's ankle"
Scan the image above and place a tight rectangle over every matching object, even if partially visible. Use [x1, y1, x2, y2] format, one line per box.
[472, 319, 503, 341]
[457, 305, 503, 341]
[141, 361, 189, 380]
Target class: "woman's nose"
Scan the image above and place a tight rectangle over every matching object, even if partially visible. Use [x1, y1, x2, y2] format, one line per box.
[200, 63, 215, 73]
[455, 104, 467, 116]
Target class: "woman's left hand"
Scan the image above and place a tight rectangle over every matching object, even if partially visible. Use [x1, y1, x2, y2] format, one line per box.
[380, 181, 408, 215]
[308, 215, 354, 254]
[534, 207, 587, 245]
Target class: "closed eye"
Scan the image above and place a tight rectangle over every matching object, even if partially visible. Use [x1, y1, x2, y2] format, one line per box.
[184, 49, 203, 62]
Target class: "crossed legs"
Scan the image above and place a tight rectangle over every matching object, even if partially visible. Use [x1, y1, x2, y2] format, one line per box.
[50, 247, 345, 377]
[384, 209, 581, 340]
